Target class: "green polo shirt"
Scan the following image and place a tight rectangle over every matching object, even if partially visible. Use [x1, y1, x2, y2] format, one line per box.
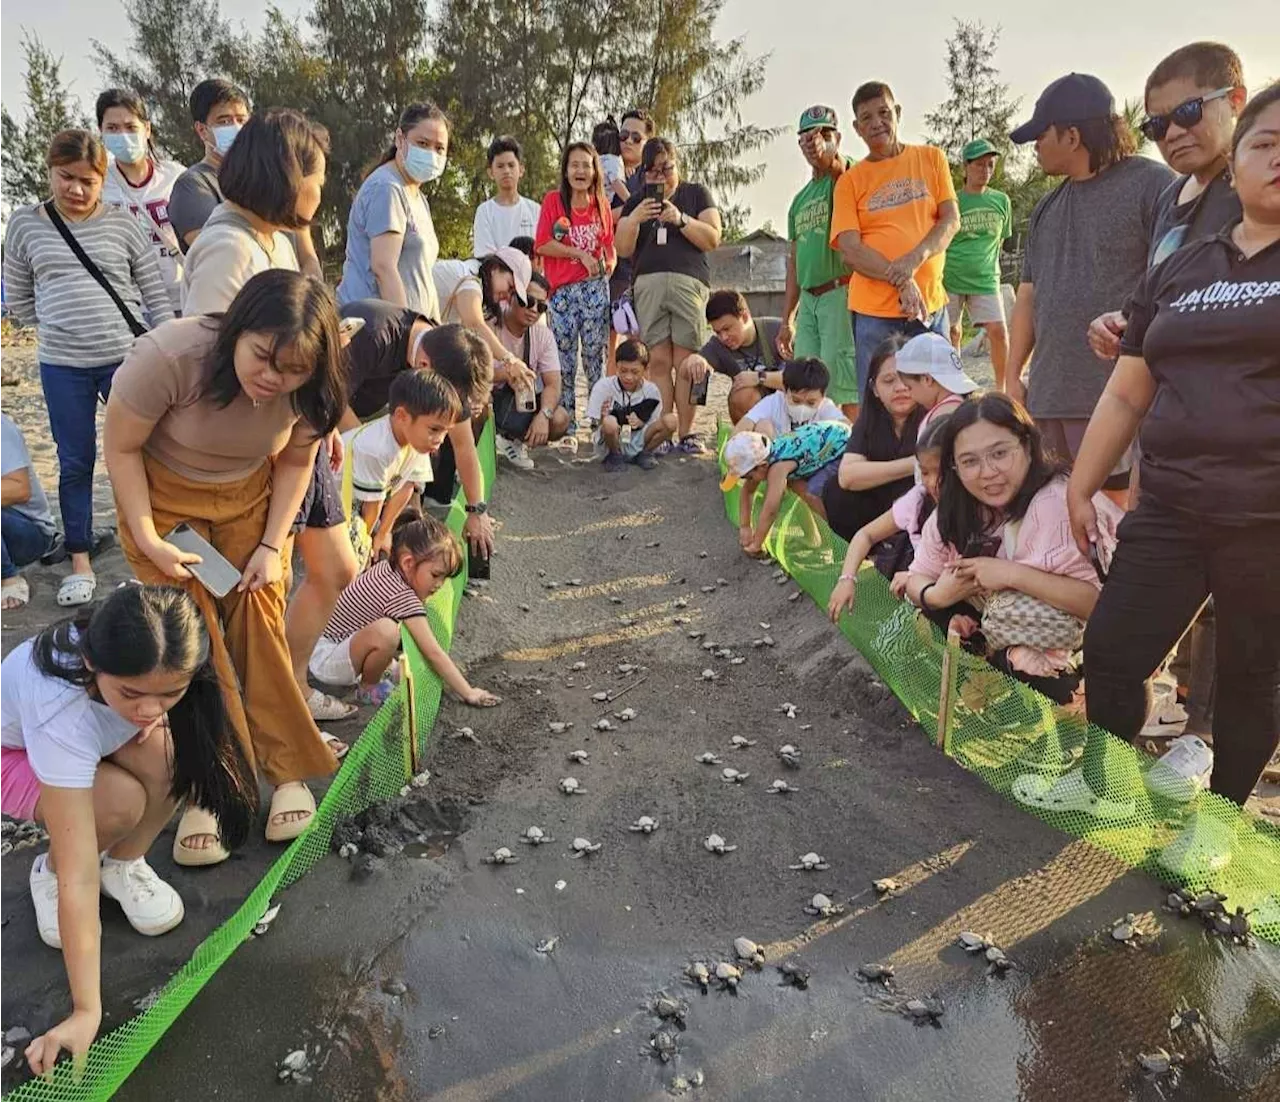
[943, 187, 1012, 296]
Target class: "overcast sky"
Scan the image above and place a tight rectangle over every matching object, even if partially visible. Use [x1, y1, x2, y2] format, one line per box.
[4, 1, 1278, 230]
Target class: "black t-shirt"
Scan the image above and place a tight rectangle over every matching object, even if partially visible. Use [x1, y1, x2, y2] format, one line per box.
[341, 299, 428, 419]
[609, 168, 643, 295]
[825, 407, 924, 530]
[700, 318, 782, 377]
[1122, 227, 1280, 524]
[622, 181, 717, 285]
[1147, 169, 1242, 268]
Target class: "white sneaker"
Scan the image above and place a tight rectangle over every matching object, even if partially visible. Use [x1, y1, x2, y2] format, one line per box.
[1157, 811, 1233, 879]
[1142, 682, 1189, 738]
[30, 852, 62, 949]
[99, 856, 185, 936]
[1145, 735, 1213, 803]
[496, 436, 534, 470]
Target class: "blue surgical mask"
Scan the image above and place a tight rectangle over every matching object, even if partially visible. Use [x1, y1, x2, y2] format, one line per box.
[211, 124, 242, 155]
[103, 131, 148, 165]
[403, 145, 446, 184]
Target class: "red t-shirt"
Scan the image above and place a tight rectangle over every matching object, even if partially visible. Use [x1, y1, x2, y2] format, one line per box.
[535, 191, 615, 293]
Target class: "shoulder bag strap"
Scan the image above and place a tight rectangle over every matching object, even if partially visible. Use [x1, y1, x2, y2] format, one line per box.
[43, 201, 147, 337]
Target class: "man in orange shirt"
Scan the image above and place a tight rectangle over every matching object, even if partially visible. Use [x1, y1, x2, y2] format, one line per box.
[830, 82, 960, 393]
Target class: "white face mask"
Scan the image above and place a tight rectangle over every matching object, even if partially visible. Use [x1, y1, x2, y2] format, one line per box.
[103, 131, 148, 165]
[787, 401, 817, 424]
[403, 145, 446, 184]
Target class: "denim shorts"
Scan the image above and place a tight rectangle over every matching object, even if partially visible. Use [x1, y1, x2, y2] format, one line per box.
[295, 451, 346, 532]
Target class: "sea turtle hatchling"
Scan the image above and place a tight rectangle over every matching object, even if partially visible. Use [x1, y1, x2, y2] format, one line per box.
[714, 961, 743, 992]
[1137, 1048, 1183, 1076]
[778, 702, 799, 719]
[617, 663, 639, 674]
[701, 669, 719, 682]
[730, 735, 757, 749]
[874, 877, 901, 896]
[520, 826, 554, 846]
[592, 691, 610, 702]
[1169, 1002, 1203, 1033]
[549, 721, 573, 734]
[686, 961, 711, 992]
[569, 837, 602, 858]
[616, 707, 638, 722]
[720, 767, 750, 784]
[856, 962, 895, 987]
[733, 937, 766, 968]
[704, 834, 738, 855]
[903, 996, 945, 1025]
[570, 661, 587, 672]
[674, 597, 690, 608]
[559, 776, 586, 795]
[777, 959, 811, 989]
[649, 1027, 680, 1062]
[766, 779, 799, 794]
[594, 718, 617, 731]
[697, 752, 724, 766]
[790, 852, 830, 871]
[778, 744, 802, 768]
[985, 945, 1013, 974]
[629, 816, 660, 834]
[652, 993, 689, 1028]
[567, 749, 590, 763]
[688, 630, 706, 640]
[483, 847, 520, 865]
[804, 893, 845, 918]
[1111, 914, 1140, 944]
[957, 931, 991, 952]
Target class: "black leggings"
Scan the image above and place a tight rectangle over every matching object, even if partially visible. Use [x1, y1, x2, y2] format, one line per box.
[1083, 498, 1280, 805]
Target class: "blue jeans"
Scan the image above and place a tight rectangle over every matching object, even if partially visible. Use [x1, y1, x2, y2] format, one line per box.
[1, 507, 54, 579]
[852, 308, 949, 396]
[39, 362, 119, 554]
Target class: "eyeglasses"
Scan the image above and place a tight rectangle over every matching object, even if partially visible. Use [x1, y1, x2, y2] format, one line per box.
[954, 442, 1021, 477]
[525, 298, 548, 314]
[620, 129, 646, 144]
[647, 163, 675, 178]
[1140, 87, 1233, 141]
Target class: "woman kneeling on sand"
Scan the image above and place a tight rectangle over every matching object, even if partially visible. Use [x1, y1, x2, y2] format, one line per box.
[0, 584, 255, 1074]
[104, 268, 346, 858]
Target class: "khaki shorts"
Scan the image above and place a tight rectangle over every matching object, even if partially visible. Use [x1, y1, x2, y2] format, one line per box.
[633, 271, 710, 352]
[947, 291, 1006, 326]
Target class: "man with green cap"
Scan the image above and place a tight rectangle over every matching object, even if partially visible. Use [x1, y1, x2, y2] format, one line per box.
[778, 105, 858, 416]
[943, 138, 1013, 389]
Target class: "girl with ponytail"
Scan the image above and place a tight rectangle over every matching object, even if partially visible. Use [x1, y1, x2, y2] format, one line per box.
[1, 583, 255, 1076]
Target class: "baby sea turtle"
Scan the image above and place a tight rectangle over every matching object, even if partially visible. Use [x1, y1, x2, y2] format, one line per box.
[778, 744, 802, 768]
[700, 585, 717, 594]
[777, 958, 811, 989]
[609, 595, 624, 604]
[714, 648, 733, 659]
[549, 721, 573, 734]
[704, 833, 738, 855]
[649, 1027, 680, 1063]
[804, 893, 845, 918]
[616, 707, 638, 722]
[520, 826, 554, 846]
[1191, 890, 1228, 917]
[778, 702, 799, 719]
[957, 931, 992, 953]
[652, 993, 689, 1028]
[730, 657, 746, 665]
[567, 578, 583, 587]
[714, 961, 743, 992]
[594, 718, 617, 731]
[688, 629, 706, 639]
[629, 816, 660, 834]
[559, 776, 586, 795]
[697, 752, 724, 766]
[874, 877, 902, 896]
[592, 691, 610, 702]
[701, 640, 718, 651]
[857, 962, 895, 988]
[733, 937, 766, 968]
[752, 635, 776, 648]
[1164, 891, 1193, 917]
[1228, 906, 1253, 943]
[701, 669, 719, 682]
[535, 936, 559, 954]
[790, 851, 830, 872]
[721, 767, 750, 784]
[766, 779, 799, 794]
[569, 837, 602, 858]
[1111, 914, 1139, 944]
[730, 735, 757, 749]
[567, 749, 590, 763]
[985, 945, 1013, 975]
[1170, 1002, 1203, 1033]
[483, 847, 520, 865]
[674, 596, 689, 608]
[1137, 1048, 1182, 1076]
[686, 961, 711, 992]
[903, 996, 945, 1025]
[617, 663, 639, 674]
[570, 661, 587, 671]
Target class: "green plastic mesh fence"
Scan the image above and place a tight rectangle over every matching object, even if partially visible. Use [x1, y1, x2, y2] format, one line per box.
[4, 423, 496, 1102]
[717, 424, 1279, 944]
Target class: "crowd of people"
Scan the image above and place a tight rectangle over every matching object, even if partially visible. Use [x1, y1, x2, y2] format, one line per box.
[0, 39, 1276, 1077]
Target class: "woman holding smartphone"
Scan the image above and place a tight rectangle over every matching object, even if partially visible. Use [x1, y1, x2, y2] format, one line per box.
[104, 269, 346, 855]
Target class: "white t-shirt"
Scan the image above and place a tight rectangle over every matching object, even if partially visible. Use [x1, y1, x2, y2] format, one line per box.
[586, 376, 664, 427]
[431, 259, 483, 325]
[103, 157, 185, 313]
[471, 196, 542, 258]
[746, 392, 846, 435]
[343, 416, 434, 504]
[1, 639, 138, 788]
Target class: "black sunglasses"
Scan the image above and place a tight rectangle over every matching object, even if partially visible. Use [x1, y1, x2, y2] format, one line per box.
[522, 297, 548, 314]
[620, 129, 646, 143]
[1140, 87, 1232, 141]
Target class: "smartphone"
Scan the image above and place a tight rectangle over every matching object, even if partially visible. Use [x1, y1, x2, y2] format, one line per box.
[164, 523, 242, 598]
[338, 316, 366, 345]
[643, 182, 664, 206]
[690, 372, 710, 406]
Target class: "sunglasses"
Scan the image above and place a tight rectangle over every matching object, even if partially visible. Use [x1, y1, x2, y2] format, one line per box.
[524, 297, 549, 314]
[620, 129, 646, 143]
[1140, 87, 1233, 141]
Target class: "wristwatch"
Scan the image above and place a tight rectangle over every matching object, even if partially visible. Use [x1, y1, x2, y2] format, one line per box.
[536, 407, 550, 418]
[465, 501, 489, 515]
[679, 212, 689, 229]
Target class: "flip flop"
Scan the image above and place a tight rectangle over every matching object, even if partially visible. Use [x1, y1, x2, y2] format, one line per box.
[265, 783, 317, 843]
[1011, 770, 1135, 822]
[306, 689, 358, 722]
[172, 805, 230, 867]
[321, 731, 349, 760]
[2, 576, 30, 610]
[56, 573, 97, 607]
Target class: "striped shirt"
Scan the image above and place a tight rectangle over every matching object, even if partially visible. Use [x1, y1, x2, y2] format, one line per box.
[323, 560, 425, 643]
[2, 204, 175, 367]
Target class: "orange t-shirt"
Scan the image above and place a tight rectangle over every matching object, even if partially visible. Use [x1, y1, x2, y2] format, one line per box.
[829, 145, 957, 318]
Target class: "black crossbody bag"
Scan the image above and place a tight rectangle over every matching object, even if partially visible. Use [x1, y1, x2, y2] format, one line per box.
[43, 200, 148, 338]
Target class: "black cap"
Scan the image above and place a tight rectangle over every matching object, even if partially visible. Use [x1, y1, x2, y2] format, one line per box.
[1010, 73, 1116, 144]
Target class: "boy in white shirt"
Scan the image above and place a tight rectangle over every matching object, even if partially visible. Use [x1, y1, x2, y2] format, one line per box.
[736, 358, 848, 437]
[587, 340, 676, 471]
[472, 136, 543, 258]
[344, 371, 461, 562]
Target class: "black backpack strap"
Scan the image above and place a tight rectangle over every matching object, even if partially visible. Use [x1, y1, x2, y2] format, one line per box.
[523, 327, 531, 368]
[43, 200, 147, 338]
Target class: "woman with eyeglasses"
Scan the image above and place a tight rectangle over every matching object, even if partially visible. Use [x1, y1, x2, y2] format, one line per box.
[902, 393, 1121, 703]
[1060, 84, 1280, 872]
[616, 137, 722, 452]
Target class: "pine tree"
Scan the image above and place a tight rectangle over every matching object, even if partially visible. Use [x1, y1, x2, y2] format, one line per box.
[924, 20, 1019, 163]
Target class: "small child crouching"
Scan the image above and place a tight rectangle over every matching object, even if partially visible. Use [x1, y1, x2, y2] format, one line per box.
[310, 510, 501, 707]
[587, 339, 676, 471]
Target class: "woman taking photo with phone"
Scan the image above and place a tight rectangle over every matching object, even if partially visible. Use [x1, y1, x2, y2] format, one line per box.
[2, 584, 255, 1076]
[104, 269, 346, 857]
[536, 142, 616, 428]
[3, 129, 175, 609]
[616, 138, 721, 452]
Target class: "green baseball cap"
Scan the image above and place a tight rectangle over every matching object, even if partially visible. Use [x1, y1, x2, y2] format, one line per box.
[798, 105, 839, 134]
[962, 138, 999, 161]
